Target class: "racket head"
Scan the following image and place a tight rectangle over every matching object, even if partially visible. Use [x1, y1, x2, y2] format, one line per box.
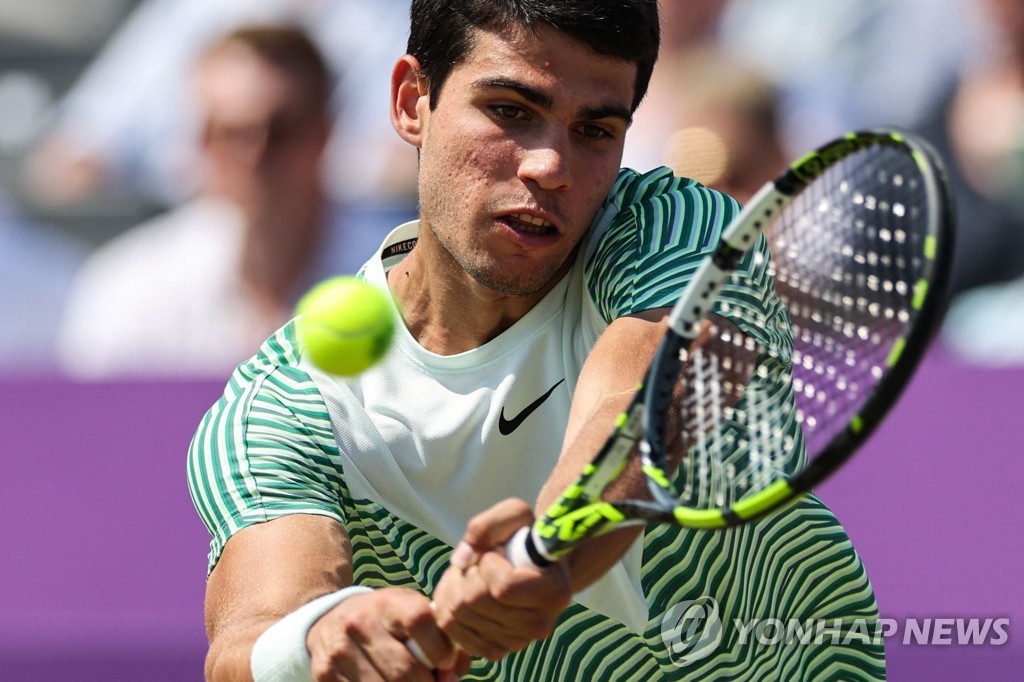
[641, 128, 955, 527]
[767, 128, 955, 494]
[516, 129, 955, 567]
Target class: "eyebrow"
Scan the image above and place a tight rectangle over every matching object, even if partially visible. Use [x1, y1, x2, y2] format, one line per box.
[473, 76, 633, 127]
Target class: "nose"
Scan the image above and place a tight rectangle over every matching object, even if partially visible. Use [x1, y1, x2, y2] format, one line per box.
[207, 123, 271, 169]
[231, 126, 271, 168]
[518, 133, 572, 191]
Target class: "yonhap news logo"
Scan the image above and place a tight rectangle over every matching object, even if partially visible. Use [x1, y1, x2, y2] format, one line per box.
[661, 598, 1010, 666]
[732, 616, 1011, 648]
[660, 597, 724, 664]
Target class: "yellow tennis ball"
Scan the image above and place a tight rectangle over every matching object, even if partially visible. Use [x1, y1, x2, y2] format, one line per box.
[296, 276, 395, 376]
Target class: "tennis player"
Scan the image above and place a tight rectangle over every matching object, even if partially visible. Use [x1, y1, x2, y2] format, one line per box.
[188, 1, 885, 680]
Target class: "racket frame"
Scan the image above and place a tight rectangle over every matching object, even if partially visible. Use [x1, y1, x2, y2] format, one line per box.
[513, 129, 954, 567]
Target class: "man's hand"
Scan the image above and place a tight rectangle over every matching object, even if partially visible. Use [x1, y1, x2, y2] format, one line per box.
[431, 499, 573, 661]
[204, 515, 470, 681]
[307, 588, 470, 681]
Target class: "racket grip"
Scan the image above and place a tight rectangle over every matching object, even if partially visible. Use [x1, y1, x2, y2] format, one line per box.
[405, 636, 431, 667]
[504, 525, 553, 569]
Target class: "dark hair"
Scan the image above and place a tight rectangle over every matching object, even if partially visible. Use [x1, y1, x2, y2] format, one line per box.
[201, 24, 333, 111]
[406, 0, 660, 112]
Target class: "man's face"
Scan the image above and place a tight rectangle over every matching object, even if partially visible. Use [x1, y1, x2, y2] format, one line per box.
[198, 46, 328, 221]
[415, 24, 637, 296]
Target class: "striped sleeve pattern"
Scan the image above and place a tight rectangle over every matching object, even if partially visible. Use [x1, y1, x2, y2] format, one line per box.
[585, 168, 742, 320]
[586, 168, 793, 354]
[187, 321, 346, 573]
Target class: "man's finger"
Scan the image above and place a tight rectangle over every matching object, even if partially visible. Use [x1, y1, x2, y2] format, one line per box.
[453, 498, 534, 568]
[474, 550, 572, 609]
[402, 609, 459, 671]
[353, 620, 437, 682]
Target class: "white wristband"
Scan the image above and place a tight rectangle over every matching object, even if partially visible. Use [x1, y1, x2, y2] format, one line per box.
[250, 585, 373, 682]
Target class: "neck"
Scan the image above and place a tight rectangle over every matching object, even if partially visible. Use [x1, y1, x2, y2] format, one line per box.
[387, 232, 567, 355]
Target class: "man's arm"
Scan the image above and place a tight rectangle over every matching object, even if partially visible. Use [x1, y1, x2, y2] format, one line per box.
[430, 309, 669, 655]
[204, 513, 465, 681]
[537, 308, 670, 588]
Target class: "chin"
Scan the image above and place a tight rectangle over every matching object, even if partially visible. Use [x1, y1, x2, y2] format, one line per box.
[474, 265, 563, 298]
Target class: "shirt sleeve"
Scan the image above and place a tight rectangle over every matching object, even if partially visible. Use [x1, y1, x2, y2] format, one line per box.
[585, 168, 742, 317]
[186, 322, 347, 574]
[584, 167, 791, 357]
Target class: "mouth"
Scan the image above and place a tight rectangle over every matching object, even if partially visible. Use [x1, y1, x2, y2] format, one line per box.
[500, 212, 558, 238]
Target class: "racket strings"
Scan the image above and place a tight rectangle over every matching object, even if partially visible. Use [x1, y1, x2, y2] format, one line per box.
[666, 141, 932, 513]
[672, 315, 797, 509]
[770, 145, 929, 456]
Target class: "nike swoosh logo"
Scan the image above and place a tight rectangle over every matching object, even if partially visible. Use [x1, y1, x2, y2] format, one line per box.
[498, 379, 565, 436]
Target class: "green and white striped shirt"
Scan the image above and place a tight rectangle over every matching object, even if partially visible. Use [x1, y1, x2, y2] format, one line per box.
[188, 167, 884, 680]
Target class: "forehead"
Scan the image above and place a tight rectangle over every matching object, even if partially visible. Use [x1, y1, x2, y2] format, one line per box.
[453, 23, 637, 110]
[197, 47, 313, 120]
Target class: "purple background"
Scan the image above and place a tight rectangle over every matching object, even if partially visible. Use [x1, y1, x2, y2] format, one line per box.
[1, 345, 1020, 680]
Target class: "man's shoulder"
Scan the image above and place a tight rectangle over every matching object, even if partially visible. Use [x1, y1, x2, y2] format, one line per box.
[577, 169, 743, 321]
[215, 320, 312, 403]
[607, 166, 719, 207]
[589, 167, 740, 250]
[595, 167, 739, 240]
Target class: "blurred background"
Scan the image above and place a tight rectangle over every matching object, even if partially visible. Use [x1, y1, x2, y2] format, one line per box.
[0, 0, 1021, 679]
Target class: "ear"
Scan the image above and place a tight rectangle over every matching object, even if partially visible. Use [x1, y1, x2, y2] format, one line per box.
[391, 54, 430, 148]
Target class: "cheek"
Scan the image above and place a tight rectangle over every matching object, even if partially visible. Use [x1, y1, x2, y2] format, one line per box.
[447, 118, 512, 167]
[424, 128, 512, 201]
[572, 158, 620, 215]
[460, 141, 512, 189]
[577, 158, 617, 192]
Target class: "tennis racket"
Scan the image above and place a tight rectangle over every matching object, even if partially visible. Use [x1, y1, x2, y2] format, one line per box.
[500, 127, 955, 569]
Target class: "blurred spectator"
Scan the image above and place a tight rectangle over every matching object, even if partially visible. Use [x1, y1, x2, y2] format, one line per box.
[936, 0, 1024, 363]
[0, 193, 86, 374]
[22, 0, 414, 212]
[620, 0, 785, 206]
[940, 0, 1024, 272]
[657, 47, 787, 204]
[622, 0, 729, 173]
[946, 0, 1024, 214]
[716, 0, 984, 156]
[914, 72, 1024, 293]
[56, 24, 392, 379]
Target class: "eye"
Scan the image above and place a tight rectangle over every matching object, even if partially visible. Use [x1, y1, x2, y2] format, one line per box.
[489, 104, 528, 122]
[576, 123, 615, 141]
